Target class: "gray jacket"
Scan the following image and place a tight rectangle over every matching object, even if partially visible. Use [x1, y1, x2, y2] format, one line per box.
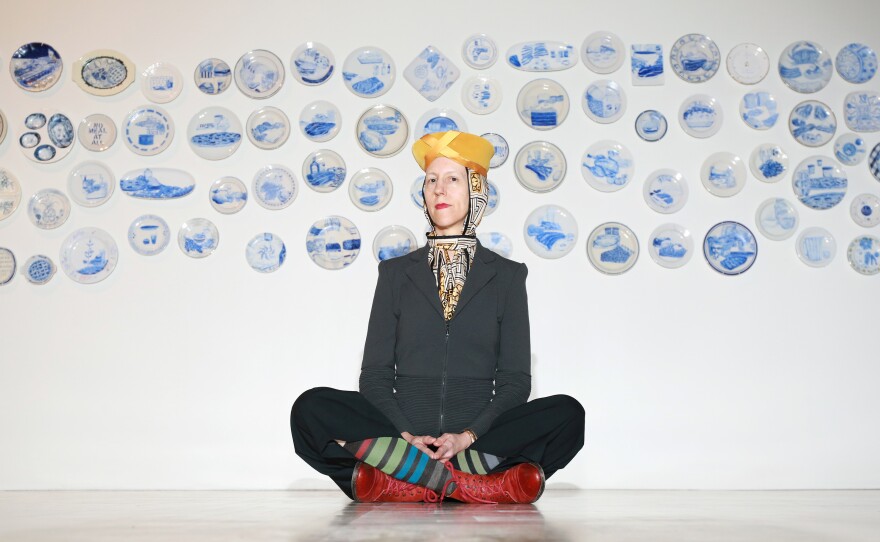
[359, 240, 532, 437]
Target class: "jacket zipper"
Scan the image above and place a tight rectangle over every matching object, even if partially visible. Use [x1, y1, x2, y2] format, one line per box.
[439, 321, 450, 433]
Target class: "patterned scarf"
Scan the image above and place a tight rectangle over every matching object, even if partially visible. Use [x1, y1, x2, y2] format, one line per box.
[424, 168, 490, 321]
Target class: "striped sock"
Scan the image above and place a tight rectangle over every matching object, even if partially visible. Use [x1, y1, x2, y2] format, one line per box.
[450, 448, 506, 474]
[342, 437, 455, 495]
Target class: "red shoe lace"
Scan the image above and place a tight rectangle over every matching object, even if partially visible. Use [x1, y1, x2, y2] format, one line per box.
[384, 475, 428, 498]
[424, 460, 498, 504]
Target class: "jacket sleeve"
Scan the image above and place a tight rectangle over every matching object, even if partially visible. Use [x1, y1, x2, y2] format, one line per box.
[467, 262, 532, 437]
[358, 260, 415, 434]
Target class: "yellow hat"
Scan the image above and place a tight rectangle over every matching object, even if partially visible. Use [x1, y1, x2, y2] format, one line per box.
[412, 130, 495, 176]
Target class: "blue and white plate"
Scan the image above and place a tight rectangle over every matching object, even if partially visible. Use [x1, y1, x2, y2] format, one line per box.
[789, 100, 836, 147]
[0, 248, 14, 286]
[252, 165, 298, 210]
[246, 233, 286, 273]
[342, 46, 395, 98]
[72, 49, 136, 96]
[514, 141, 566, 193]
[303, 149, 346, 193]
[28, 189, 70, 230]
[10, 42, 63, 91]
[523, 204, 578, 259]
[462, 34, 498, 70]
[670, 33, 721, 83]
[792, 156, 847, 210]
[779, 41, 833, 93]
[726, 43, 770, 85]
[703, 222, 758, 275]
[141, 62, 183, 103]
[19, 110, 75, 164]
[373, 225, 418, 261]
[178, 218, 219, 259]
[194, 58, 232, 95]
[60, 227, 119, 284]
[851, 193, 880, 228]
[78, 114, 116, 152]
[0, 169, 22, 222]
[835, 43, 877, 84]
[506, 41, 576, 71]
[0, 109, 6, 145]
[478, 232, 513, 258]
[485, 179, 500, 216]
[847, 235, 880, 275]
[755, 197, 799, 241]
[461, 75, 503, 115]
[796, 227, 836, 267]
[187, 106, 242, 160]
[872, 143, 880, 181]
[299, 100, 341, 142]
[582, 80, 626, 124]
[517, 78, 569, 130]
[834, 133, 867, 165]
[581, 140, 634, 192]
[356, 104, 409, 157]
[844, 91, 880, 132]
[349, 168, 393, 211]
[410, 175, 425, 209]
[246, 106, 290, 150]
[749, 143, 788, 183]
[128, 214, 170, 256]
[306, 216, 361, 270]
[67, 161, 115, 207]
[581, 31, 625, 74]
[700, 152, 746, 197]
[634, 110, 668, 142]
[648, 223, 693, 269]
[740, 91, 779, 130]
[404, 45, 460, 101]
[122, 105, 174, 156]
[631, 44, 664, 85]
[120, 168, 195, 199]
[22, 254, 56, 285]
[644, 169, 688, 213]
[416, 108, 467, 137]
[679, 95, 723, 138]
[481, 133, 509, 168]
[209, 177, 247, 215]
[234, 49, 284, 99]
[587, 222, 639, 274]
[290, 41, 335, 85]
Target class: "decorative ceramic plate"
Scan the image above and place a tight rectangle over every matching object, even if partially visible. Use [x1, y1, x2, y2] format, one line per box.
[416, 108, 467, 137]
[0, 248, 14, 285]
[462, 34, 498, 69]
[644, 169, 688, 213]
[779, 41, 833, 93]
[506, 41, 576, 71]
[872, 143, 880, 181]
[303, 149, 346, 192]
[246, 233, 286, 273]
[477, 232, 513, 258]
[582, 80, 625, 124]
[60, 227, 119, 284]
[128, 214, 171, 256]
[587, 222, 639, 274]
[373, 225, 418, 261]
[246, 106, 290, 150]
[847, 235, 880, 275]
[234, 49, 284, 98]
[72, 49, 135, 96]
[299, 100, 341, 142]
[0, 169, 22, 222]
[342, 46, 395, 98]
[78, 114, 116, 152]
[187, 106, 242, 160]
[631, 44, 665, 85]
[514, 141, 566, 193]
[349, 168, 393, 211]
[523, 204, 578, 259]
[701, 152, 746, 197]
[582, 31, 625, 74]
[755, 197, 799, 240]
[28, 188, 70, 229]
[22, 254, 56, 285]
[835, 43, 877, 84]
[516, 78, 569, 130]
[648, 223, 693, 269]
[461, 75, 503, 114]
[178, 218, 219, 258]
[792, 156, 847, 210]
[635, 110, 668, 142]
[290, 41, 335, 85]
[306, 216, 361, 270]
[11, 42, 63, 91]
[726, 43, 769, 84]
[0, 109, 7, 145]
[789, 100, 836, 147]
[750, 143, 788, 183]
[740, 91, 779, 130]
[485, 179, 500, 216]
[679, 94, 723, 138]
[356, 104, 409, 157]
[834, 133, 867, 165]
[670, 33, 721, 83]
[404, 45, 460, 101]
[703, 221, 758, 275]
[581, 140, 634, 192]
[67, 161, 115, 207]
[19, 110, 75, 163]
[410, 175, 425, 209]
[209, 177, 248, 214]
[796, 227, 836, 267]
[844, 91, 880, 132]
[481, 133, 509, 168]
[850, 193, 880, 227]
[141, 62, 183, 103]
[194, 58, 232, 95]
[120, 168, 195, 199]
[252, 165, 298, 210]
[122, 105, 174, 156]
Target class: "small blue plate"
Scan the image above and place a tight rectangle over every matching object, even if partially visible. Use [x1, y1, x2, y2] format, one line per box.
[523, 204, 578, 259]
[128, 214, 171, 256]
[246, 233, 286, 273]
[792, 156, 847, 210]
[307, 216, 361, 270]
[703, 222, 758, 275]
[789, 100, 836, 147]
[635, 110, 667, 142]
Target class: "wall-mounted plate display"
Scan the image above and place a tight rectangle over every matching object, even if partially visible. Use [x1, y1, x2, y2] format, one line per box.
[514, 141, 566, 193]
[631, 44, 664, 85]
[404, 45, 460, 101]
[843, 91, 880, 132]
[581, 140, 634, 192]
[740, 91, 778, 130]
[750, 143, 788, 183]
[209, 177, 247, 215]
[477, 232, 513, 258]
[356, 104, 409, 157]
[523, 204, 577, 259]
[416, 108, 466, 137]
[517, 78, 569, 130]
[349, 168, 392, 211]
[194, 58, 231, 95]
[72, 49, 135, 96]
[234, 49, 284, 99]
[850, 193, 880, 228]
[178, 218, 219, 259]
[703, 221, 758, 275]
[796, 227, 836, 267]
[299, 100, 340, 142]
[581, 31, 624, 74]
[644, 169, 688, 213]
[679, 94, 722, 138]
[19, 110, 75, 163]
[587, 222, 639, 274]
[60, 227, 118, 284]
[410, 175, 425, 209]
[253, 165, 297, 210]
[342, 46, 395, 98]
[122, 105, 174, 156]
[582, 80, 625, 124]
[120, 168, 194, 199]
[834, 133, 867, 166]
[246, 233, 286, 273]
[789, 100, 836, 147]
[670, 33, 720, 83]
[246, 106, 290, 150]
[792, 156, 847, 210]
[726, 43, 769, 84]
[290, 41, 334, 85]
[462, 34, 498, 69]
[0, 169, 22, 222]
[634, 110, 667, 142]
[11, 42, 63, 91]
[128, 214, 170, 256]
[481, 133, 508, 168]
[485, 179, 500, 216]
[847, 235, 880, 275]
[188, 106, 242, 160]
[506, 41, 576, 71]
[755, 197, 799, 240]
[0, 248, 14, 286]
[0, 109, 7, 145]
[306, 216, 361, 270]
[77, 114, 116, 152]
[779, 41, 833, 93]
[303, 149, 346, 193]
[142, 62, 183, 103]
[28, 188, 70, 230]
[835, 43, 876, 84]
[648, 223, 693, 269]
[22, 254, 56, 285]
[461, 75, 502, 114]
[67, 161, 114, 207]
[701, 152, 746, 197]
[373, 225, 418, 261]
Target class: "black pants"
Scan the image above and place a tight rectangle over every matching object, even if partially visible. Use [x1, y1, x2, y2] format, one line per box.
[290, 386, 586, 499]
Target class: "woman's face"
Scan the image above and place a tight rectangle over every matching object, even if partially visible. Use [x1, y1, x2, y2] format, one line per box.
[424, 157, 469, 236]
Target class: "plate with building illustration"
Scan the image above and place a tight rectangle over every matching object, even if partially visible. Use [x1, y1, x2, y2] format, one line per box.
[792, 156, 847, 210]
[416, 108, 467, 137]
[303, 149, 346, 193]
[587, 222, 639, 274]
[194, 58, 232, 95]
[141, 62, 183, 103]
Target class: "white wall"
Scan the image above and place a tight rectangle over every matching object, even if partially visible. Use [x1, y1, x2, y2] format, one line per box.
[0, 0, 878, 490]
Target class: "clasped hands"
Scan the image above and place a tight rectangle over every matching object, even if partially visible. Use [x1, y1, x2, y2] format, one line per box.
[401, 430, 472, 463]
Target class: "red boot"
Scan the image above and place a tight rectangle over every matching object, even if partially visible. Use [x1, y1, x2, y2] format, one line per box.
[351, 462, 440, 503]
[437, 461, 546, 504]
